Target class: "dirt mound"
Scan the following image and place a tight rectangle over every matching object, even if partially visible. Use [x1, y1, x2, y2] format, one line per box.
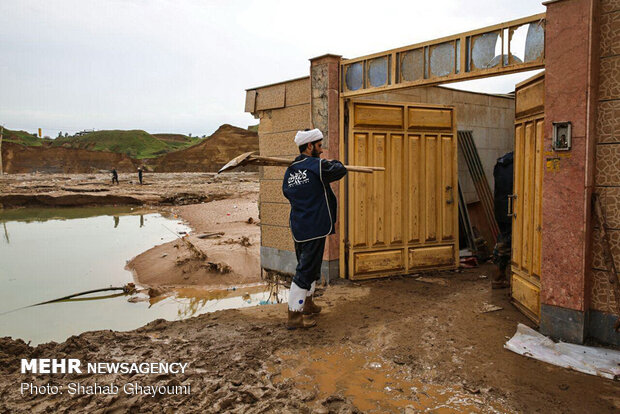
[150, 124, 258, 172]
[1, 142, 139, 174]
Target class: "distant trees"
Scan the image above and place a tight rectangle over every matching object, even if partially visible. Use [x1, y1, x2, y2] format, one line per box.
[57, 131, 63, 138]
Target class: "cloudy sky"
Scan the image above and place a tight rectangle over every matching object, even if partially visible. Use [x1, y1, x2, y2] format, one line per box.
[0, 0, 545, 138]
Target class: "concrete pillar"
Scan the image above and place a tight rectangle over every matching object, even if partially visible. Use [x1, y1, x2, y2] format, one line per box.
[540, 0, 600, 343]
[310, 54, 342, 283]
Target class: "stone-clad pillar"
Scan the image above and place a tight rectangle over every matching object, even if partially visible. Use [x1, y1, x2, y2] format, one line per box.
[310, 54, 342, 283]
[539, 0, 600, 343]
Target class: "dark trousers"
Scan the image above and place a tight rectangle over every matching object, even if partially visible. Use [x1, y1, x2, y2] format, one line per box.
[293, 237, 326, 290]
[492, 230, 512, 273]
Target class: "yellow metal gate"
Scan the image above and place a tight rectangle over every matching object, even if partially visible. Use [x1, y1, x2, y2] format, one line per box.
[344, 100, 458, 280]
[511, 73, 544, 322]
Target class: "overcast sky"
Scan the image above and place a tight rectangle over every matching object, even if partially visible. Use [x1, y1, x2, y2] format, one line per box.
[0, 0, 545, 138]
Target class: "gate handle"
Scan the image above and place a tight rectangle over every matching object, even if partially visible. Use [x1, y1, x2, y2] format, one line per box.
[445, 185, 454, 205]
[507, 194, 517, 218]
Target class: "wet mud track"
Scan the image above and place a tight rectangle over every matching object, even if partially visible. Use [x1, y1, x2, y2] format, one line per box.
[1, 265, 619, 413]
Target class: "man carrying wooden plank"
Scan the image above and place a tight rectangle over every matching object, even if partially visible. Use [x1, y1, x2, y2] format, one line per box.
[282, 129, 347, 329]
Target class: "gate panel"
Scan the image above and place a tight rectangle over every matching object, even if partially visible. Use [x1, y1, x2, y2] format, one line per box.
[346, 101, 458, 280]
[372, 134, 386, 247]
[408, 135, 422, 243]
[425, 135, 438, 242]
[511, 72, 545, 322]
[353, 132, 369, 247]
[441, 135, 456, 241]
[532, 120, 544, 277]
[512, 124, 524, 268]
[522, 122, 535, 273]
[390, 134, 404, 244]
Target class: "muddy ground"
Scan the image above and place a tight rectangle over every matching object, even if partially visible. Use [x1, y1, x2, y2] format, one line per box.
[0, 172, 258, 208]
[1, 173, 619, 413]
[1, 269, 619, 413]
[127, 198, 262, 289]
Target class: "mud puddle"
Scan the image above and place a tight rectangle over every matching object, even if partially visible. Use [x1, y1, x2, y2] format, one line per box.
[270, 345, 509, 413]
[0, 207, 283, 345]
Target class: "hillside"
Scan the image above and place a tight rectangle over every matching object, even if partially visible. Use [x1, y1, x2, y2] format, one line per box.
[1, 124, 258, 173]
[1, 128, 44, 146]
[51, 130, 177, 159]
[150, 124, 258, 172]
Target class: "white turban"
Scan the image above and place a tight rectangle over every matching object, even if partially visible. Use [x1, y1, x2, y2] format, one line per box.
[294, 128, 323, 146]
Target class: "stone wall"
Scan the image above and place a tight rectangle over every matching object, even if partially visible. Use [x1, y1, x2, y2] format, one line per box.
[246, 77, 312, 274]
[591, 0, 620, 317]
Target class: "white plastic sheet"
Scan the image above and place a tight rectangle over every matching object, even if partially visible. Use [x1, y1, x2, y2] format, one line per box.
[504, 323, 620, 380]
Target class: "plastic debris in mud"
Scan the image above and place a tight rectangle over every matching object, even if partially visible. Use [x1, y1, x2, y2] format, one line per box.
[505, 323, 620, 380]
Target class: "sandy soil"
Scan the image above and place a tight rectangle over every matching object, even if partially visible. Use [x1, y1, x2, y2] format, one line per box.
[1, 173, 619, 412]
[127, 198, 261, 289]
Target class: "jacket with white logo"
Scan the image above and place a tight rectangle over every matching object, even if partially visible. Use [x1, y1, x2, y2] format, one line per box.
[282, 154, 347, 242]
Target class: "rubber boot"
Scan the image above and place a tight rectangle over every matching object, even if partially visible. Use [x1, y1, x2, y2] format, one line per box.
[303, 296, 322, 315]
[287, 310, 316, 330]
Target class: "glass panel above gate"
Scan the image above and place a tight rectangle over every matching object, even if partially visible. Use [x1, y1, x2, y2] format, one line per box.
[368, 57, 389, 87]
[341, 13, 545, 96]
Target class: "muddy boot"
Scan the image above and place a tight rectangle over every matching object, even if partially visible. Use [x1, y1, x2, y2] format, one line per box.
[287, 281, 316, 329]
[303, 296, 322, 315]
[287, 310, 316, 330]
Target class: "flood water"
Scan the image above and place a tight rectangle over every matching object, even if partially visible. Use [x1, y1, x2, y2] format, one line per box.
[0, 207, 283, 345]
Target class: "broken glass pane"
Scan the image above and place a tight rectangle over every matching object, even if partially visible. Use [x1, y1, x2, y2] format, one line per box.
[400, 49, 424, 82]
[509, 24, 528, 63]
[368, 57, 388, 87]
[430, 41, 455, 77]
[524, 22, 544, 62]
[471, 32, 500, 69]
[345, 62, 363, 91]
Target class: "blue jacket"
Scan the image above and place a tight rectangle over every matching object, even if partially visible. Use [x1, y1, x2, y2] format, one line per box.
[282, 154, 347, 242]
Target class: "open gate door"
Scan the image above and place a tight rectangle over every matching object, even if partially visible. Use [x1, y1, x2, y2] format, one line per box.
[511, 72, 545, 322]
[345, 100, 458, 280]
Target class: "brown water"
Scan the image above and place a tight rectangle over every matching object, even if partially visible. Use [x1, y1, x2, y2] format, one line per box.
[270, 345, 509, 413]
[0, 207, 285, 345]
